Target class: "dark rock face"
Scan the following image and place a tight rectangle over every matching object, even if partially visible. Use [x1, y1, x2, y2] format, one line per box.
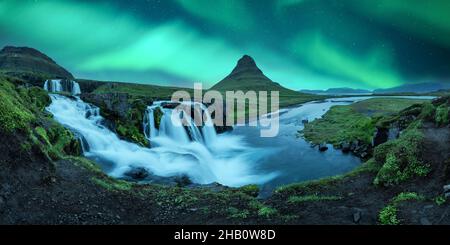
[372, 127, 389, 147]
[341, 142, 351, 153]
[0, 46, 74, 79]
[81, 93, 134, 119]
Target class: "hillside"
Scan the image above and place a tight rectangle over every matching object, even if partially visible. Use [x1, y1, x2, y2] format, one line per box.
[0, 46, 73, 81]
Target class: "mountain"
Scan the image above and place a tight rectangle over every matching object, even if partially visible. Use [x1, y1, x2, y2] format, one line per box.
[0, 46, 73, 80]
[373, 82, 450, 94]
[212, 55, 298, 94]
[300, 87, 372, 95]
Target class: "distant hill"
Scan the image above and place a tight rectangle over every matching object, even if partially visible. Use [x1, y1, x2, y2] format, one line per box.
[300, 87, 372, 95]
[212, 55, 319, 107]
[373, 82, 450, 94]
[0, 46, 74, 81]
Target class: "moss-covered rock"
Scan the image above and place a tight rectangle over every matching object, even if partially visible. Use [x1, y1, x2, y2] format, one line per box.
[435, 104, 449, 126]
[373, 126, 430, 186]
[0, 79, 35, 132]
[153, 107, 164, 130]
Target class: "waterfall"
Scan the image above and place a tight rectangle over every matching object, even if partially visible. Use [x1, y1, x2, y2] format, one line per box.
[44, 79, 81, 95]
[45, 86, 277, 187]
[143, 101, 216, 146]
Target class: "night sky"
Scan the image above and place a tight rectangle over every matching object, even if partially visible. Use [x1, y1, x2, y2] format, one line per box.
[1, 0, 449, 90]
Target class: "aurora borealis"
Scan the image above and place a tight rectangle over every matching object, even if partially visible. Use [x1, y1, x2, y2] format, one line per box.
[1, 0, 449, 90]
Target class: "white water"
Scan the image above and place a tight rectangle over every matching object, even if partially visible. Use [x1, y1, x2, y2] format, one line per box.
[43, 79, 81, 95]
[143, 101, 217, 146]
[46, 95, 277, 187]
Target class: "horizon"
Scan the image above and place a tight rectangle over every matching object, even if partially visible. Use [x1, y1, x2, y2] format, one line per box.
[1, 0, 450, 90]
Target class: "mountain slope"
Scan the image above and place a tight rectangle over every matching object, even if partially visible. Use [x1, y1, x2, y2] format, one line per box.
[0, 46, 73, 80]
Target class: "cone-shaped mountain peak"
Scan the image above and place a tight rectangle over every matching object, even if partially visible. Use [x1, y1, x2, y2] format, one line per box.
[228, 55, 263, 78]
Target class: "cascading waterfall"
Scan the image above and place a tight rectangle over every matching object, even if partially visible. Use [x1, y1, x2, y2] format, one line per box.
[144, 102, 217, 146]
[45, 85, 277, 187]
[43, 79, 81, 95]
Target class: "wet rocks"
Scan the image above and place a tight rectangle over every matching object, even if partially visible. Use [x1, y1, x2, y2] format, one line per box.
[372, 127, 389, 147]
[161, 102, 180, 109]
[341, 142, 351, 153]
[301, 118, 309, 124]
[174, 175, 193, 187]
[353, 209, 362, 224]
[444, 184, 450, 198]
[318, 143, 328, 152]
[124, 167, 150, 180]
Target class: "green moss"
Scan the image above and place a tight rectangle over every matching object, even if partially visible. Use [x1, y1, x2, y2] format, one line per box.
[92, 177, 133, 192]
[275, 158, 379, 195]
[287, 194, 342, 204]
[116, 121, 148, 146]
[373, 127, 430, 186]
[0, 80, 35, 132]
[34, 126, 51, 145]
[435, 196, 446, 206]
[238, 184, 260, 197]
[379, 192, 425, 225]
[418, 102, 435, 120]
[379, 205, 399, 225]
[257, 206, 278, 218]
[392, 192, 425, 203]
[435, 104, 449, 126]
[67, 156, 102, 174]
[302, 98, 429, 147]
[302, 105, 375, 146]
[153, 107, 163, 130]
[227, 207, 250, 219]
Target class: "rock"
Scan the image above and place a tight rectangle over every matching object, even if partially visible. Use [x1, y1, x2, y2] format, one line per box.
[372, 127, 389, 147]
[124, 167, 149, 180]
[341, 142, 351, 153]
[350, 140, 358, 151]
[161, 102, 180, 109]
[420, 217, 432, 225]
[318, 143, 328, 152]
[443, 184, 450, 192]
[301, 119, 309, 124]
[174, 175, 192, 187]
[353, 210, 362, 224]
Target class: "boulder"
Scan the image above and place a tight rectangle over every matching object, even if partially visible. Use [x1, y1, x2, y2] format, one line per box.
[124, 167, 149, 180]
[301, 118, 309, 124]
[318, 143, 328, 152]
[341, 142, 351, 153]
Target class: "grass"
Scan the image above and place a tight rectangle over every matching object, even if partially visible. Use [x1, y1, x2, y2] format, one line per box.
[302, 98, 429, 146]
[379, 192, 425, 225]
[91, 177, 133, 192]
[435, 104, 449, 126]
[287, 194, 342, 204]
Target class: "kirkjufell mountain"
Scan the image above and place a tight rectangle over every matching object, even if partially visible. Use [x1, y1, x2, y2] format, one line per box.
[212, 55, 300, 95]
